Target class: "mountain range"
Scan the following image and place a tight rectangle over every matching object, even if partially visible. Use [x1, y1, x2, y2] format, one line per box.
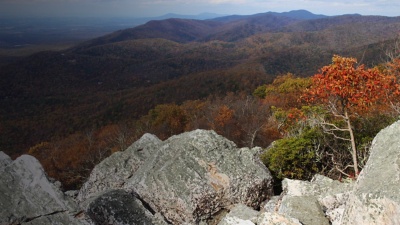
[1, 10, 400, 156]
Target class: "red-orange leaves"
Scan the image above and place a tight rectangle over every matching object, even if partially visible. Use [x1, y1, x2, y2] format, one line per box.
[214, 105, 234, 128]
[302, 55, 398, 111]
[300, 55, 400, 178]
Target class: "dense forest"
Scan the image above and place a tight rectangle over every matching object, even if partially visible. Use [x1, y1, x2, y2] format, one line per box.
[1, 10, 400, 189]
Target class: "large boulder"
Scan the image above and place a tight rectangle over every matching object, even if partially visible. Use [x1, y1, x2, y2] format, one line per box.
[341, 120, 400, 225]
[0, 152, 84, 225]
[278, 195, 328, 225]
[79, 129, 274, 224]
[78, 133, 162, 202]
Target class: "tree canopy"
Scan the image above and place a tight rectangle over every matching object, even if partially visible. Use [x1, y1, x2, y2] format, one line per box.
[301, 55, 400, 177]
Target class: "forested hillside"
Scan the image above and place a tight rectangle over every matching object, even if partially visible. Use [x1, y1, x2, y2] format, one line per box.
[1, 10, 400, 189]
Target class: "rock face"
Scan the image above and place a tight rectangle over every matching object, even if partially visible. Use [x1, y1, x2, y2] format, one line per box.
[86, 189, 164, 225]
[279, 195, 328, 225]
[341, 120, 400, 225]
[78, 133, 162, 203]
[260, 174, 353, 225]
[79, 129, 274, 224]
[281, 175, 353, 225]
[0, 152, 83, 225]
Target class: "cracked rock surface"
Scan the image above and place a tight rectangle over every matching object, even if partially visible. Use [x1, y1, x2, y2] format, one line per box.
[0, 152, 84, 225]
[341, 120, 400, 225]
[86, 189, 166, 225]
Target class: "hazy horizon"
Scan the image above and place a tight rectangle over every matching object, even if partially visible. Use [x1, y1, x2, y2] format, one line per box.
[0, 0, 399, 19]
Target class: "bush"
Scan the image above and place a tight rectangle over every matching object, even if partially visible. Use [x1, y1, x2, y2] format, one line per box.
[260, 128, 321, 180]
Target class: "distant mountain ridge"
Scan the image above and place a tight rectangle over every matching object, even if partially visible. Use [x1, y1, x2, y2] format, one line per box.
[75, 10, 327, 49]
[212, 9, 328, 23]
[131, 12, 227, 26]
[75, 10, 400, 50]
[152, 12, 228, 20]
[268, 9, 328, 19]
[132, 10, 326, 26]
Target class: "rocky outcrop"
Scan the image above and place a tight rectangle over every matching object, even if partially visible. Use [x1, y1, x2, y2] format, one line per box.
[341, 120, 400, 225]
[4, 119, 399, 225]
[257, 174, 353, 225]
[280, 175, 353, 225]
[79, 129, 273, 224]
[78, 133, 162, 202]
[0, 152, 84, 225]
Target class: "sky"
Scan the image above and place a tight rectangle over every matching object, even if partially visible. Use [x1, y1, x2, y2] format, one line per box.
[1, 0, 400, 18]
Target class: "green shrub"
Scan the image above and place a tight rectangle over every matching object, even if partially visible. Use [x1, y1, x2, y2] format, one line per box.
[260, 128, 321, 180]
[253, 85, 267, 99]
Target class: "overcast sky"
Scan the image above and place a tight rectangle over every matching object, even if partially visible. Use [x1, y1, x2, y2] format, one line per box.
[1, 0, 400, 18]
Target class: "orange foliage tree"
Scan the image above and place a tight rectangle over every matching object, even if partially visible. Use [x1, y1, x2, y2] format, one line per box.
[384, 56, 400, 113]
[254, 74, 312, 138]
[302, 55, 399, 177]
[213, 105, 234, 128]
[254, 73, 311, 109]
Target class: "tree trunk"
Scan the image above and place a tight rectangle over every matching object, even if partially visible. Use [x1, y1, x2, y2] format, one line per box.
[345, 109, 359, 177]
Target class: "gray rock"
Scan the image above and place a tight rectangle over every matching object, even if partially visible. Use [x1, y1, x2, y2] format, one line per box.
[22, 213, 88, 225]
[218, 204, 302, 225]
[218, 204, 260, 225]
[0, 151, 12, 170]
[341, 120, 400, 225]
[282, 174, 353, 198]
[257, 212, 302, 225]
[65, 190, 80, 199]
[217, 217, 255, 225]
[0, 152, 84, 225]
[319, 192, 350, 225]
[279, 175, 352, 225]
[78, 133, 162, 202]
[79, 130, 273, 224]
[86, 189, 166, 225]
[262, 196, 281, 213]
[278, 195, 329, 225]
[126, 130, 273, 224]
